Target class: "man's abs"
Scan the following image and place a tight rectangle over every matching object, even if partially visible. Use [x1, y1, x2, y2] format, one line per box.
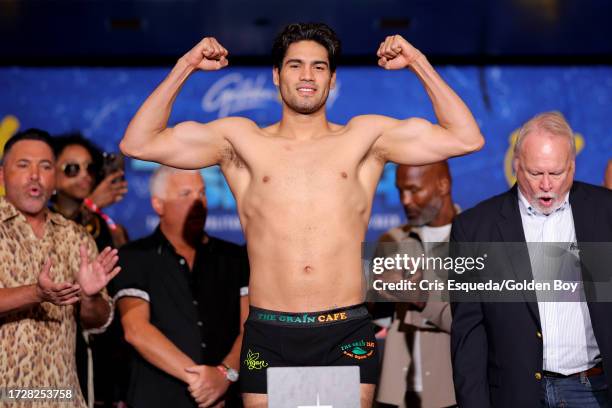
[247, 243, 366, 312]
[241, 180, 370, 312]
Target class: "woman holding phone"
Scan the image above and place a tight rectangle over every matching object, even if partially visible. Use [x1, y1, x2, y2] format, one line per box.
[52, 133, 128, 248]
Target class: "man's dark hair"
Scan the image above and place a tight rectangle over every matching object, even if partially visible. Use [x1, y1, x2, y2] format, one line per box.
[1, 128, 55, 164]
[52, 132, 104, 180]
[272, 23, 341, 72]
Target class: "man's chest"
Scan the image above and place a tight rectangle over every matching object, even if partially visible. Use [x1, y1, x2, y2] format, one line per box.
[227, 133, 385, 204]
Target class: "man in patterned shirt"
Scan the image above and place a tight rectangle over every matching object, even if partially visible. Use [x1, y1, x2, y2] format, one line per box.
[0, 129, 120, 408]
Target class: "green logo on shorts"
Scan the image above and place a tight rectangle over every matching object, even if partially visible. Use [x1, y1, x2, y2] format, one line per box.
[340, 340, 375, 360]
[351, 346, 367, 355]
[244, 349, 269, 370]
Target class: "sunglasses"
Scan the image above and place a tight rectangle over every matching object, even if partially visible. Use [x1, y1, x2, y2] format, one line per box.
[61, 162, 97, 178]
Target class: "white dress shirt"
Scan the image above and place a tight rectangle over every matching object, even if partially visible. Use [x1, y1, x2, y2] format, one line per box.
[518, 189, 601, 374]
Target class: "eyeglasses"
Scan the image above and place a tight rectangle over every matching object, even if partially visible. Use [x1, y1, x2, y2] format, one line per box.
[61, 162, 97, 178]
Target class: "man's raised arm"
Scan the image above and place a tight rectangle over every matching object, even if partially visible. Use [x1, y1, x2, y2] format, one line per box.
[120, 37, 238, 169]
[372, 35, 484, 165]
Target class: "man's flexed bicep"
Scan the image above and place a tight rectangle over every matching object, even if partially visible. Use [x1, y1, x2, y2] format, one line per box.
[372, 34, 484, 165]
[120, 36, 234, 169]
[374, 116, 481, 165]
[124, 118, 246, 170]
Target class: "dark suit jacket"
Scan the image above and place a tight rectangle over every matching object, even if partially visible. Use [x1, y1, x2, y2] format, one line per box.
[450, 181, 612, 408]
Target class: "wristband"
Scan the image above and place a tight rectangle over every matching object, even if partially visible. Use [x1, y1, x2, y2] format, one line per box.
[83, 198, 118, 231]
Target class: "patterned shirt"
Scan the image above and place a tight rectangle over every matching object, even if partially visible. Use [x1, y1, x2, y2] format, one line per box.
[0, 197, 108, 408]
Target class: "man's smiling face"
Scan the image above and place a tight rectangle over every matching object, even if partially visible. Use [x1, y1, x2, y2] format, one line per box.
[273, 40, 336, 115]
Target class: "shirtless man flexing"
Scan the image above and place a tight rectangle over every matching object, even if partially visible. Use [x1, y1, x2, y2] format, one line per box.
[120, 23, 484, 408]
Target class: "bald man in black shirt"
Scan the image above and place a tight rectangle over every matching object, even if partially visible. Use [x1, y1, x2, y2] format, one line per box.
[110, 166, 249, 408]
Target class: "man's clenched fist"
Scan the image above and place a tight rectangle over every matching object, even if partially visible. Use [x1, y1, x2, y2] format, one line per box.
[184, 37, 229, 71]
[376, 35, 423, 70]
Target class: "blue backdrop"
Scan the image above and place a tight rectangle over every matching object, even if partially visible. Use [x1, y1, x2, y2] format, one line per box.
[2, 66, 611, 243]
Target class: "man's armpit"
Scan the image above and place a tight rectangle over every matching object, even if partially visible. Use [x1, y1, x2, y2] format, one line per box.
[368, 144, 388, 164]
[221, 143, 246, 169]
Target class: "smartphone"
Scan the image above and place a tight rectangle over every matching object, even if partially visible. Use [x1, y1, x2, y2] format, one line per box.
[101, 152, 125, 183]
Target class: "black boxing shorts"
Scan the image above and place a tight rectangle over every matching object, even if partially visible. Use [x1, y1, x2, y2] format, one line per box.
[239, 303, 379, 394]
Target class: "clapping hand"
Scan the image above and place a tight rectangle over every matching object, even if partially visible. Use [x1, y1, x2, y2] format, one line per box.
[75, 245, 121, 297]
